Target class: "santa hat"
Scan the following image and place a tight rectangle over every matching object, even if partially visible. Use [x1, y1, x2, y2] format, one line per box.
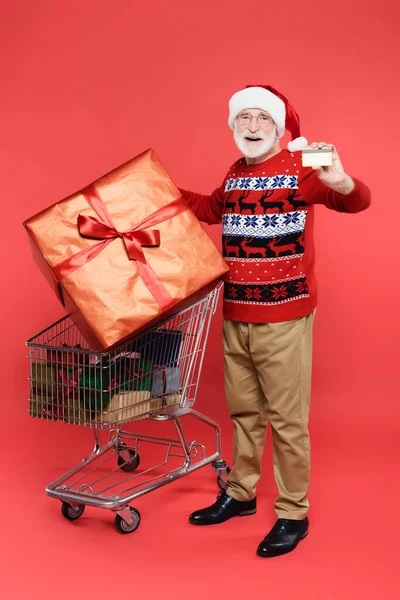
[228, 85, 308, 152]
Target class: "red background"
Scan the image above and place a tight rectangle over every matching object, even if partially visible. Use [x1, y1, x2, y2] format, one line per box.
[1, 1, 398, 598]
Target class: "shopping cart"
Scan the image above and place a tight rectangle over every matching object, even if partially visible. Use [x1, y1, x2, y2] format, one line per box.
[26, 285, 229, 534]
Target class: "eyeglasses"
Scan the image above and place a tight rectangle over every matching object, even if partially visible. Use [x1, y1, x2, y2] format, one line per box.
[236, 112, 273, 127]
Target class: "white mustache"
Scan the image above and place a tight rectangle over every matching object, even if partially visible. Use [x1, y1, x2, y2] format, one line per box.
[239, 131, 266, 140]
[234, 128, 276, 159]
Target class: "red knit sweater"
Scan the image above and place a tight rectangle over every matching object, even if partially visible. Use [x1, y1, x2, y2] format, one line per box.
[180, 149, 371, 323]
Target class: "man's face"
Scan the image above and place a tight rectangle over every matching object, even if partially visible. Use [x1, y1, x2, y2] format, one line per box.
[233, 108, 278, 159]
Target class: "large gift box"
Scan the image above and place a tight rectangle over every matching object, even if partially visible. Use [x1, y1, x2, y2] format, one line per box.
[23, 149, 228, 350]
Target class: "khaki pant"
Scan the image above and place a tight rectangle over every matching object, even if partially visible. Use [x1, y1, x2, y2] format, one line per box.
[223, 311, 315, 520]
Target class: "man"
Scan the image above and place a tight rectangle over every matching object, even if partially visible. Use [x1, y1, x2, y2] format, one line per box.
[180, 85, 371, 558]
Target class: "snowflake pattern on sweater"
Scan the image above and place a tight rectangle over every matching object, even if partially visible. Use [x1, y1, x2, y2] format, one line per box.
[222, 211, 307, 238]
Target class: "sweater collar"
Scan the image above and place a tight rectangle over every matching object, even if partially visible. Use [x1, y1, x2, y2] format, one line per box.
[239, 149, 288, 174]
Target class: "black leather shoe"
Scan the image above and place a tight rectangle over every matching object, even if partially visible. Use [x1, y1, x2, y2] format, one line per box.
[189, 491, 256, 525]
[256, 517, 309, 557]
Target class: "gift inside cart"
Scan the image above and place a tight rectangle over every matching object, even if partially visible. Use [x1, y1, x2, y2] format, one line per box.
[26, 285, 229, 534]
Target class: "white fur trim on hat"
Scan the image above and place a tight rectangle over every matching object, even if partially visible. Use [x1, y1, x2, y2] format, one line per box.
[228, 87, 286, 137]
[287, 136, 308, 152]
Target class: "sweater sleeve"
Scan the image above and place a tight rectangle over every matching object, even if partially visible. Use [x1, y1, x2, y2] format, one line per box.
[299, 169, 371, 213]
[179, 184, 225, 225]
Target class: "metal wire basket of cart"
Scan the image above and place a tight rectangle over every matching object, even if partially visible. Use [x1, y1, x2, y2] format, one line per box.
[26, 285, 229, 534]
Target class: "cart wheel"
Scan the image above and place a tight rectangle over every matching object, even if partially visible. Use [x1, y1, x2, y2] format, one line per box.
[118, 450, 140, 473]
[61, 501, 85, 521]
[217, 467, 231, 491]
[115, 508, 141, 534]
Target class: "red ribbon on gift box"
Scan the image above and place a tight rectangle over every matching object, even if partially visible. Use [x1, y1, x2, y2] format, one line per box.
[58, 367, 80, 400]
[52, 184, 189, 310]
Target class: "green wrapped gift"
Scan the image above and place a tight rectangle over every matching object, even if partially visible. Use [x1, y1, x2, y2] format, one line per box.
[131, 358, 153, 391]
[111, 354, 153, 393]
[79, 365, 110, 410]
[77, 353, 154, 414]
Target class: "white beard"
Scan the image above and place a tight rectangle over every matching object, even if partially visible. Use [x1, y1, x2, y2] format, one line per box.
[234, 128, 277, 159]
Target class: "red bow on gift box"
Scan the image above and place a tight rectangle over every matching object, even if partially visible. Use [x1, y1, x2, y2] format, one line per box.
[78, 215, 160, 264]
[52, 184, 189, 310]
[46, 343, 86, 367]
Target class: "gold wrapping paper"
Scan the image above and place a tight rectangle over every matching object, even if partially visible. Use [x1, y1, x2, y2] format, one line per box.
[102, 390, 160, 424]
[163, 393, 182, 407]
[29, 361, 87, 423]
[23, 149, 228, 350]
[62, 395, 87, 425]
[101, 391, 182, 425]
[29, 360, 58, 417]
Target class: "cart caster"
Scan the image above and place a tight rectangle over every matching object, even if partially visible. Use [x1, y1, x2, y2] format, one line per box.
[117, 450, 141, 473]
[61, 501, 85, 521]
[115, 507, 141, 534]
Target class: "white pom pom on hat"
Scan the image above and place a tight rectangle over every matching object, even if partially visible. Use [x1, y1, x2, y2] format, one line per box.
[287, 136, 308, 152]
[228, 84, 308, 152]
